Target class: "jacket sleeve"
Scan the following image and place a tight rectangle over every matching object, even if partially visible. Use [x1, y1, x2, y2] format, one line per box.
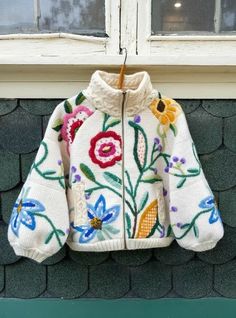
[8, 100, 70, 263]
[158, 98, 224, 252]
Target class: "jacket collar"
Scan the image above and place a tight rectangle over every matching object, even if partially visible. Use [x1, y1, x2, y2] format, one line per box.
[82, 70, 157, 117]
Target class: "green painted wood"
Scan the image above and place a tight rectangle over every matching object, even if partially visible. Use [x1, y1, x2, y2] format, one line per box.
[0, 298, 236, 318]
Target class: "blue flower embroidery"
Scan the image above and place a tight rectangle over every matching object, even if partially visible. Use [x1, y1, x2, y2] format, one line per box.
[198, 195, 221, 224]
[71, 194, 120, 243]
[10, 195, 45, 237]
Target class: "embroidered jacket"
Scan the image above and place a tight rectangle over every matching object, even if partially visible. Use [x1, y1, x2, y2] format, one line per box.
[8, 70, 224, 263]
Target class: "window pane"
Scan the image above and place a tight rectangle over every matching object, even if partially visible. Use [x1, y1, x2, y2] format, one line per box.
[221, 0, 236, 32]
[0, 0, 36, 34]
[151, 0, 215, 34]
[39, 0, 106, 35]
[151, 0, 236, 35]
[0, 0, 105, 36]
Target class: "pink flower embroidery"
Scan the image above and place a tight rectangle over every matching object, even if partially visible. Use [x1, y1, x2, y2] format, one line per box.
[89, 131, 122, 168]
[61, 105, 94, 154]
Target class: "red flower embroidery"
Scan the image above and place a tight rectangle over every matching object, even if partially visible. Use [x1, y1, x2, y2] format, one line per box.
[61, 105, 94, 154]
[89, 131, 122, 168]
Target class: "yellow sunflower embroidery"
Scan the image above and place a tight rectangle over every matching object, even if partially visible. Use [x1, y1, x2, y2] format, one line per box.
[150, 97, 182, 132]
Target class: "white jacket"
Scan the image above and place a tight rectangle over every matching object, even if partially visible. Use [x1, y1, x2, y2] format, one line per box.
[8, 70, 224, 263]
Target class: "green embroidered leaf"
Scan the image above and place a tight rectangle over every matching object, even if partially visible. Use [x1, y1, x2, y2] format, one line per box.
[193, 224, 199, 238]
[166, 224, 173, 237]
[138, 191, 149, 213]
[141, 175, 162, 184]
[80, 163, 96, 182]
[56, 229, 65, 236]
[103, 224, 120, 234]
[125, 213, 131, 229]
[75, 92, 86, 105]
[103, 171, 121, 189]
[52, 118, 63, 132]
[170, 123, 178, 136]
[128, 120, 148, 172]
[64, 100, 73, 113]
[45, 231, 54, 244]
[105, 119, 121, 131]
[147, 220, 159, 238]
[44, 170, 56, 176]
[176, 177, 187, 188]
[187, 168, 199, 174]
[97, 230, 105, 241]
[125, 213, 132, 238]
[180, 223, 190, 229]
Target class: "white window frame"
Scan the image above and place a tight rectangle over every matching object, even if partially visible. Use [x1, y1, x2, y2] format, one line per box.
[0, 0, 236, 99]
[0, 0, 120, 63]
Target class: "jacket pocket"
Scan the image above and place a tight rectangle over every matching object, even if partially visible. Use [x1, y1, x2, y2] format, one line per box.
[155, 181, 167, 224]
[68, 181, 88, 227]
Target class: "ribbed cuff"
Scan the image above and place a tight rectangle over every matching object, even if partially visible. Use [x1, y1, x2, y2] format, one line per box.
[10, 243, 50, 263]
[183, 240, 218, 252]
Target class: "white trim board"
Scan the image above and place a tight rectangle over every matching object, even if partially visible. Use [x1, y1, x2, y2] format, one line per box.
[0, 65, 235, 99]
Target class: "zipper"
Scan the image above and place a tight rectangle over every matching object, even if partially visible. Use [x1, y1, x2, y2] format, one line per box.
[121, 90, 127, 249]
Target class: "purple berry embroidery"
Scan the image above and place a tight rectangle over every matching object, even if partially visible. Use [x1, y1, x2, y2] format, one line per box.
[164, 166, 169, 173]
[163, 188, 168, 196]
[71, 165, 77, 173]
[74, 174, 81, 182]
[171, 206, 178, 212]
[154, 137, 160, 145]
[134, 115, 141, 123]
[172, 156, 179, 162]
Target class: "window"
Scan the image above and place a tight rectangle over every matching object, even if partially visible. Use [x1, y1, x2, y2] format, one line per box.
[151, 0, 236, 35]
[0, 0, 106, 36]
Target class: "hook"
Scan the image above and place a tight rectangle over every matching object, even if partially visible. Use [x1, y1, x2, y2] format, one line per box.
[117, 47, 128, 90]
[120, 47, 128, 65]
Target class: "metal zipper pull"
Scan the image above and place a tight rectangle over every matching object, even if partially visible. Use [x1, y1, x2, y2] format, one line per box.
[121, 90, 127, 249]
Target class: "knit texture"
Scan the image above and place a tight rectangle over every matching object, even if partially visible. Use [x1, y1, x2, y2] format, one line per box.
[7, 70, 224, 263]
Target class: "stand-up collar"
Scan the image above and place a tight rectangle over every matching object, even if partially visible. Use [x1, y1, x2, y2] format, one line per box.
[82, 70, 157, 117]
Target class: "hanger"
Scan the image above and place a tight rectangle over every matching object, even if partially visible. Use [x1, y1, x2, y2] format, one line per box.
[117, 47, 128, 90]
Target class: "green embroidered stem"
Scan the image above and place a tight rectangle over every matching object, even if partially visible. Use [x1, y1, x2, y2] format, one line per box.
[125, 170, 134, 195]
[157, 123, 166, 151]
[173, 207, 213, 240]
[102, 114, 110, 131]
[85, 180, 136, 215]
[33, 212, 65, 247]
[102, 114, 121, 132]
[144, 152, 170, 172]
[31, 141, 65, 189]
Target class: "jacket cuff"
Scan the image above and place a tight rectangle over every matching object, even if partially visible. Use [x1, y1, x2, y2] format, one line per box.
[182, 240, 218, 252]
[10, 243, 50, 263]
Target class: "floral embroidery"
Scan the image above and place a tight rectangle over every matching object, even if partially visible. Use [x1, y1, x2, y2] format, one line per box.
[149, 96, 182, 151]
[52, 92, 94, 154]
[150, 96, 181, 130]
[61, 105, 94, 154]
[172, 195, 222, 240]
[89, 131, 122, 168]
[199, 195, 221, 224]
[164, 143, 201, 189]
[11, 195, 45, 236]
[80, 117, 171, 239]
[10, 186, 66, 247]
[71, 194, 120, 243]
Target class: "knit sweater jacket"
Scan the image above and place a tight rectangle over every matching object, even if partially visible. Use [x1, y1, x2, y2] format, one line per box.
[8, 70, 224, 263]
